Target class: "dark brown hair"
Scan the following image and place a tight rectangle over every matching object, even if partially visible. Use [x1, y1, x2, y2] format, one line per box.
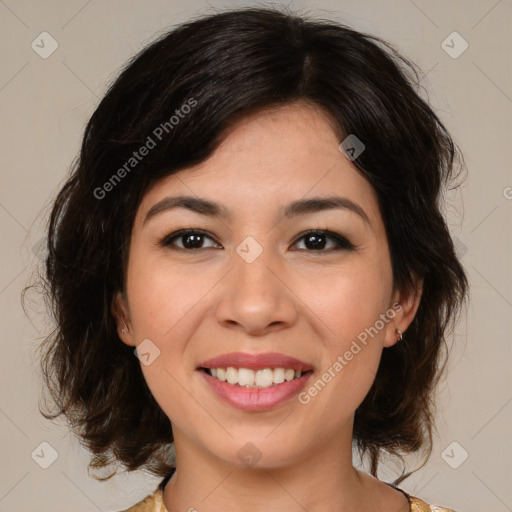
[32, 6, 468, 484]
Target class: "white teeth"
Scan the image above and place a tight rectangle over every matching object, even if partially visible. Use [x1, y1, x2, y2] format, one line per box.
[238, 368, 255, 387]
[226, 367, 238, 385]
[255, 368, 273, 388]
[284, 369, 295, 381]
[206, 366, 305, 389]
[273, 367, 285, 384]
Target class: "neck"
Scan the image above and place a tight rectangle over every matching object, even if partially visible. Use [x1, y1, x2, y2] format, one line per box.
[162, 426, 396, 512]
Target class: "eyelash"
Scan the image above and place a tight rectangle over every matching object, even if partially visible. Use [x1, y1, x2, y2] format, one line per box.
[159, 229, 356, 253]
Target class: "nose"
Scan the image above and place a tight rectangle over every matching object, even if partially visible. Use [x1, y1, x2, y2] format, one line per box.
[214, 245, 298, 336]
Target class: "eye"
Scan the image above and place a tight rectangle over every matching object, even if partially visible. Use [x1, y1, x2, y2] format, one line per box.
[291, 230, 355, 252]
[159, 229, 220, 250]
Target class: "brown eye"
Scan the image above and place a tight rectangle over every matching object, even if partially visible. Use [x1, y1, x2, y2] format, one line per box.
[292, 230, 355, 252]
[160, 230, 220, 250]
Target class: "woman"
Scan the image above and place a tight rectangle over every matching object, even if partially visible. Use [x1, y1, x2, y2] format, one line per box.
[38, 7, 468, 511]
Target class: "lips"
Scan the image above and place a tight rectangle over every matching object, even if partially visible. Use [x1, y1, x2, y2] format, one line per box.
[196, 352, 314, 411]
[197, 352, 314, 372]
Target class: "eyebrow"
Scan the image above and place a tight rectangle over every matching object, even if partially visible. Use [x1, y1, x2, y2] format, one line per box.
[144, 195, 371, 226]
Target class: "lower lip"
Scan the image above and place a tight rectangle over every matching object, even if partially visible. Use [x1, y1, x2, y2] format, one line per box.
[199, 370, 313, 412]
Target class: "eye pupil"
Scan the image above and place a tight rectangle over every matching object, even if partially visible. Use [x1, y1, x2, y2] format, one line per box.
[305, 233, 326, 250]
[184, 233, 203, 248]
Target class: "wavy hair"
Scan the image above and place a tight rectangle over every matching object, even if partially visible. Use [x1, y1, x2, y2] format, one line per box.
[31, 6, 468, 484]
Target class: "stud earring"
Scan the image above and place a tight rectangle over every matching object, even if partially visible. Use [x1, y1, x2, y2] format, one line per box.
[396, 328, 403, 342]
[121, 323, 128, 334]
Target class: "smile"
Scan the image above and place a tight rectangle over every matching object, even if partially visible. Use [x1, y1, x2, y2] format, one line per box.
[196, 352, 315, 410]
[196, 352, 315, 411]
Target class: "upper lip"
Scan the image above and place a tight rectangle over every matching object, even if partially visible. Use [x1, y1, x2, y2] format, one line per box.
[197, 352, 314, 372]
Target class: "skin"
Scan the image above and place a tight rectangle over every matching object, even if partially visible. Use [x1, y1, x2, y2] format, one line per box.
[114, 102, 422, 512]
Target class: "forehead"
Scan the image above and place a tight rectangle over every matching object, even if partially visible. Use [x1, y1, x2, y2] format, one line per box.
[136, 102, 382, 230]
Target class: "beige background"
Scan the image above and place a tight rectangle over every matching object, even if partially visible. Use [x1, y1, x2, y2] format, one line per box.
[0, 0, 511, 510]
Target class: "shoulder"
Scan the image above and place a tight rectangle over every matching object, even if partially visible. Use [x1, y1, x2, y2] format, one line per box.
[409, 495, 458, 512]
[388, 482, 458, 512]
[117, 487, 164, 512]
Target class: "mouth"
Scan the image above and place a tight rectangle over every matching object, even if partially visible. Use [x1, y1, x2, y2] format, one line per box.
[196, 352, 314, 411]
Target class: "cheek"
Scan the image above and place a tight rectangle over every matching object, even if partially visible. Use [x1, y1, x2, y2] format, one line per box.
[126, 248, 216, 339]
[125, 249, 221, 423]
[297, 263, 391, 410]
[306, 259, 392, 342]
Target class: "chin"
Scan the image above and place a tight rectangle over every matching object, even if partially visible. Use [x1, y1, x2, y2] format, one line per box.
[197, 431, 309, 470]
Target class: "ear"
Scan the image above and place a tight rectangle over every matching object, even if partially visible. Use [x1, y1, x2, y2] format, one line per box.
[383, 276, 423, 348]
[111, 291, 136, 347]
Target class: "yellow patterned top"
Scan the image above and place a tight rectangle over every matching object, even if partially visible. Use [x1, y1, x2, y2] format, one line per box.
[121, 486, 458, 512]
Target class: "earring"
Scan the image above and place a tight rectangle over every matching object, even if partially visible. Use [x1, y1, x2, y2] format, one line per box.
[121, 323, 128, 334]
[396, 328, 403, 342]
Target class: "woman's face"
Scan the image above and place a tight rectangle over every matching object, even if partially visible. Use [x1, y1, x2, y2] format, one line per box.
[116, 102, 419, 469]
